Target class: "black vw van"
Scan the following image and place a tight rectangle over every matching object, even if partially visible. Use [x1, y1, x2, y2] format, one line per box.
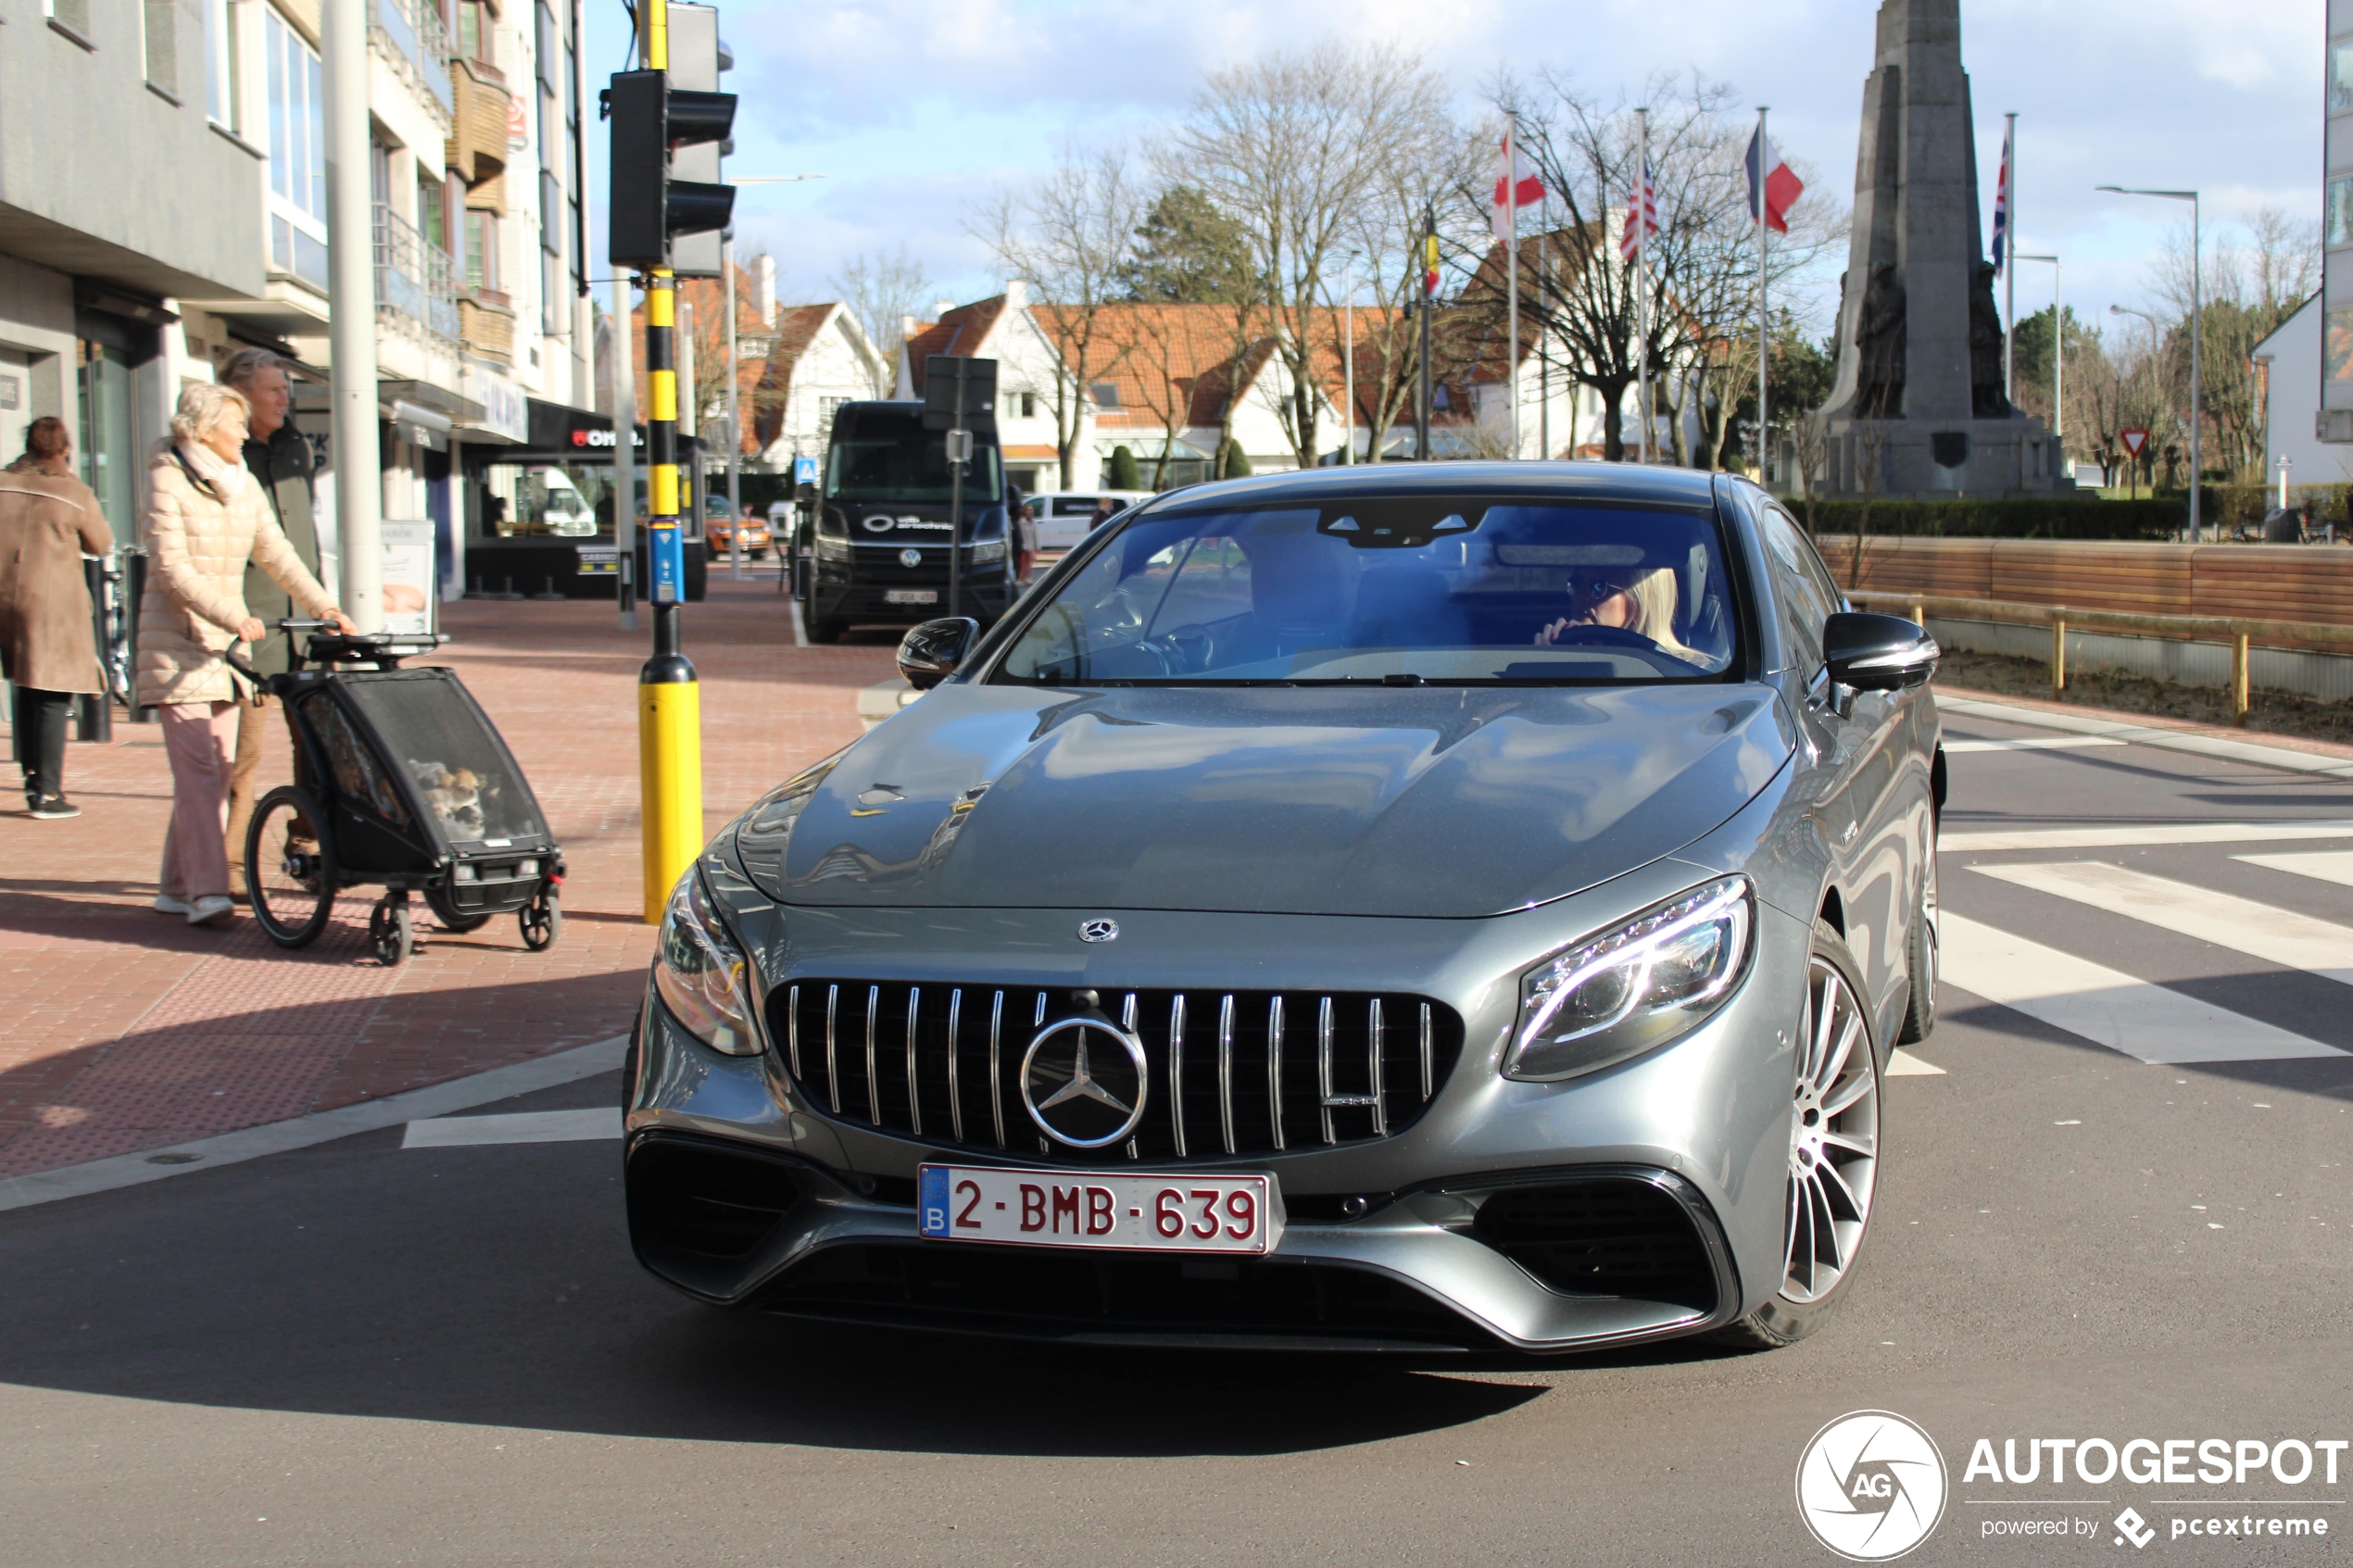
[802, 401, 1013, 643]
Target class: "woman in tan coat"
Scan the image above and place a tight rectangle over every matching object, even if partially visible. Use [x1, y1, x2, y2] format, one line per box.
[0, 417, 113, 818]
[140, 383, 348, 927]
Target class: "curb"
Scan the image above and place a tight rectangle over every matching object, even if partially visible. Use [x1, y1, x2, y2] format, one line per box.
[0, 1034, 630, 1213]
[1938, 695, 2353, 781]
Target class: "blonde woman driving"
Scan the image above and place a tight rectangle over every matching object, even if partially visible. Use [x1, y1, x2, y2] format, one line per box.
[1535, 564, 1702, 663]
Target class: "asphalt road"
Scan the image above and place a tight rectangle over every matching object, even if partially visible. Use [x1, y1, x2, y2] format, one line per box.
[5, 707, 2352, 1567]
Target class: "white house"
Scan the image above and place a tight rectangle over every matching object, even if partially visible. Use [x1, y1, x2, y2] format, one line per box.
[749, 300, 886, 467]
[2253, 294, 2351, 495]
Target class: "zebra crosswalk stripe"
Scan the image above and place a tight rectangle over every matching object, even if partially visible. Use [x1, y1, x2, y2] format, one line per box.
[2235, 849, 2353, 891]
[1941, 820, 2353, 852]
[1972, 861, 2353, 988]
[1937, 912, 2347, 1065]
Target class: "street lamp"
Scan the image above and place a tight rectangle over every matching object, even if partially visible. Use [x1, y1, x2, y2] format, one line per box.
[719, 174, 825, 579]
[2012, 251, 2062, 456]
[2097, 185, 2201, 540]
[1341, 249, 1360, 464]
[2110, 303, 2165, 500]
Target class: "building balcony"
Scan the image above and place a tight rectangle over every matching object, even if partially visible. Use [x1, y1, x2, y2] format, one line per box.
[446, 57, 509, 187]
[373, 202, 460, 346]
[369, 0, 454, 124]
[459, 295, 515, 363]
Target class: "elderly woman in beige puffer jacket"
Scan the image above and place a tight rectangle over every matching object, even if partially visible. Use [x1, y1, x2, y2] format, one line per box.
[140, 383, 349, 927]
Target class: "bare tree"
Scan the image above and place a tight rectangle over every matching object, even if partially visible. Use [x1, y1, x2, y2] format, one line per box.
[1491, 69, 1843, 465]
[2144, 206, 2318, 481]
[975, 141, 1144, 487]
[1163, 41, 1461, 468]
[832, 245, 931, 395]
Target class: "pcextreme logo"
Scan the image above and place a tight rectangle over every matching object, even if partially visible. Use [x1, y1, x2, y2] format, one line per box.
[1796, 1410, 1950, 1562]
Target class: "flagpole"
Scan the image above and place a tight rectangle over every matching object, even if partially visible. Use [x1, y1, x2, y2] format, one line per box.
[1505, 118, 1521, 458]
[1635, 106, 1651, 465]
[1755, 106, 1769, 488]
[2003, 112, 2017, 408]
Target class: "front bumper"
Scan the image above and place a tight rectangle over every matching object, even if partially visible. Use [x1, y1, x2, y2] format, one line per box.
[623, 858, 1816, 1353]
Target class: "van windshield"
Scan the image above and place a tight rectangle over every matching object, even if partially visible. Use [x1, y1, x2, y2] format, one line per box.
[994, 495, 1741, 685]
[825, 430, 1001, 503]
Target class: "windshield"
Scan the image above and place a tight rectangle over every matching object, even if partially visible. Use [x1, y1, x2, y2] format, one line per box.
[825, 433, 1002, 504]
[994, 496, 1741, 685]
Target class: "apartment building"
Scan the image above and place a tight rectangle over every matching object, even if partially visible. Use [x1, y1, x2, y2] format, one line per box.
[0, 0, 596, 595]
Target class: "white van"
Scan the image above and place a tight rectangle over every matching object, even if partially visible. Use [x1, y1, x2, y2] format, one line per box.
[1027, 490, 1152, 550]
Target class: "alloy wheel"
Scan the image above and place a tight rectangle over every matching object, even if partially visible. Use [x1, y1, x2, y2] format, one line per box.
[1780, 955, 1880, 1304]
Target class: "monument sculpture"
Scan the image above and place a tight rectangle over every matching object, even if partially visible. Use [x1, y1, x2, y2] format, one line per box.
[1808, 0, 2069, 497]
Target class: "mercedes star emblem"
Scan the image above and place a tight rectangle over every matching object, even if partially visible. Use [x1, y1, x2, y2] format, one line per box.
[1077, 918, 1118, 943]
[1020, 1017, 1149, 1148]
[899, 547, 923, 569]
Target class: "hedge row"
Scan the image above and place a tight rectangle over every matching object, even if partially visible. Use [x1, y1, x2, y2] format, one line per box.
[1792, 497, 2183, 541]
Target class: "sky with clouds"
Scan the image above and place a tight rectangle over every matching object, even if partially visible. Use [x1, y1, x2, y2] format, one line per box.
[586, 0, 2325, 338]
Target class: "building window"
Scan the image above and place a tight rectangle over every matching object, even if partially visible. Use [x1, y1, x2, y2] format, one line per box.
[535, 0, 557, 90]
[540, 169, 562, 255]
[205, 0, 239, 128]
[2333, 178, 2353, 250]
[543, 251, 564, 335]
[2334, 39, 2353, 115]
[144, 0, 180, 98]
[419, 169, 447, 253]
[456, 0, 490, 63]
[46, 0, 94, 42]
[465, 209, 499, 293]
[265, 8, 328, 291]
[1090, 382, 1121, 408]
[2329, 309, 2353, 404]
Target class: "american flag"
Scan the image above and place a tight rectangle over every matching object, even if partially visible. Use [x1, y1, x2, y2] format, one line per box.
[1620, 161, 1659, 262]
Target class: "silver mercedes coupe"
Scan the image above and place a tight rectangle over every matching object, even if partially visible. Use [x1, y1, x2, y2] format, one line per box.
[625, 462, 1944, 1354]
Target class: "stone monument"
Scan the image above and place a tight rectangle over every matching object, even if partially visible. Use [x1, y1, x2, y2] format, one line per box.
[1808, 0, 2070, 497]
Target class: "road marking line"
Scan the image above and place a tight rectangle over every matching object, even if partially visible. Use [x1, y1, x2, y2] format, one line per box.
[1973, 861, 2353, 987]
[0, 1035, 630, 1212]
[1942, 820, 2353, 852]
[2236, 849, 2353, 891]
[1886, 1048, 1946, 1075]
[1943, 736, 2128, 753]
[1934, 696, 2353, 780]
[401, 1109, 619, 1148]
[1938, 913, 2346, 1064]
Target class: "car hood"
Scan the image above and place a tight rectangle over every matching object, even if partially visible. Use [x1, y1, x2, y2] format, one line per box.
[735, 684, 1793, 919]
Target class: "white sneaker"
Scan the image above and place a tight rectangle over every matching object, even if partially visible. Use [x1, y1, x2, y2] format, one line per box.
[153, 895, 193, 916]
[185, 895, 235, 927]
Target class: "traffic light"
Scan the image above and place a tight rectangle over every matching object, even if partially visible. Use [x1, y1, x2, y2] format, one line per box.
[607, 69, 736, 270]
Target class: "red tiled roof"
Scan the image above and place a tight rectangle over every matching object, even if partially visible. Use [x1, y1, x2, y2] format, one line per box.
[903, 296, 1008, 394]
[1030, 302, 1278, 432]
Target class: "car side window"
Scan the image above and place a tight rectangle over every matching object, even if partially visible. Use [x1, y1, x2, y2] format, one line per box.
[1756, 506, 1836, 676]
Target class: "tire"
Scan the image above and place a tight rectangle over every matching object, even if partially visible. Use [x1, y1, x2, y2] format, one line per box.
[369, 900, 414, 967]
[1895, 844, 1939, 1046]
[520, 885, 561, 951]
[804, 613, 843, 645]
[1708, 920, 1882, 1349]
[245, 785, 336, 948]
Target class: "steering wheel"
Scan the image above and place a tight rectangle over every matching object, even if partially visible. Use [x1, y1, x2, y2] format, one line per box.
[1535, 621, 1696, 676]
[1158, 622, 1216, 673]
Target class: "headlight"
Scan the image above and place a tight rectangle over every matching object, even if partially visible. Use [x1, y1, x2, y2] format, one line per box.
[1504, 877, 1752, 1081]
[813, 535, 850, 563]
[653, 867, 762, 1056]
[969, 538, 1007, 564]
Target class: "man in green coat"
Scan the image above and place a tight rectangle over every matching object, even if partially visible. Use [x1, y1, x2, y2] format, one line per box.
[220, 347, 322, 897]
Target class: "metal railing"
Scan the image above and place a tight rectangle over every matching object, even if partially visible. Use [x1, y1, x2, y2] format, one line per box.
[1853, 590, 2353, 725]
[372, 203, 460, 345]
[370, 0, 453, 116]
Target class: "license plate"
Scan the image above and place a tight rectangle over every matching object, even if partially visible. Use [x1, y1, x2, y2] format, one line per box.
[885, 589, 938, 606]
[918, 1164, 1281, 1255]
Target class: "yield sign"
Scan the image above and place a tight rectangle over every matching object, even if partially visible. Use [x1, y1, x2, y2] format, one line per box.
[2120, 428, 2150, 458]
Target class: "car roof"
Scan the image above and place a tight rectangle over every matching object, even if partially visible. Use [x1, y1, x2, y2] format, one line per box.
[1139, 461, 1722, 512]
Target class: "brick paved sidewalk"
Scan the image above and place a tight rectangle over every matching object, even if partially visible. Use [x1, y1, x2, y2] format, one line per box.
[0, 576, 893, 1178]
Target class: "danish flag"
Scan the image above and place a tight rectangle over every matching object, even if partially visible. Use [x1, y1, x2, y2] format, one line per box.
[1620, 161, 1659, 261]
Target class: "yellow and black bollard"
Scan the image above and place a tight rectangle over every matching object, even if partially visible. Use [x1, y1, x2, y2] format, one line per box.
[638, 260, 703, 921]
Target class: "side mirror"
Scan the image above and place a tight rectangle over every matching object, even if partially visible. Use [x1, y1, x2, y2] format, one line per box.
[898, 617, 979, 690]
[1824, 611, 1939, 692]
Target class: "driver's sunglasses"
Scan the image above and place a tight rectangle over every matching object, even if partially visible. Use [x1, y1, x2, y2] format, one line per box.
[1567, 571, 1635, 604]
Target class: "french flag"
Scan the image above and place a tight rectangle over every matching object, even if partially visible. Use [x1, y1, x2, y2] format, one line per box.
[1745, 127, 1804, 234]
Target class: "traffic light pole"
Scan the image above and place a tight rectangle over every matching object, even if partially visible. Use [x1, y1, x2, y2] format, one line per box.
[635, 4, 704, 923]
